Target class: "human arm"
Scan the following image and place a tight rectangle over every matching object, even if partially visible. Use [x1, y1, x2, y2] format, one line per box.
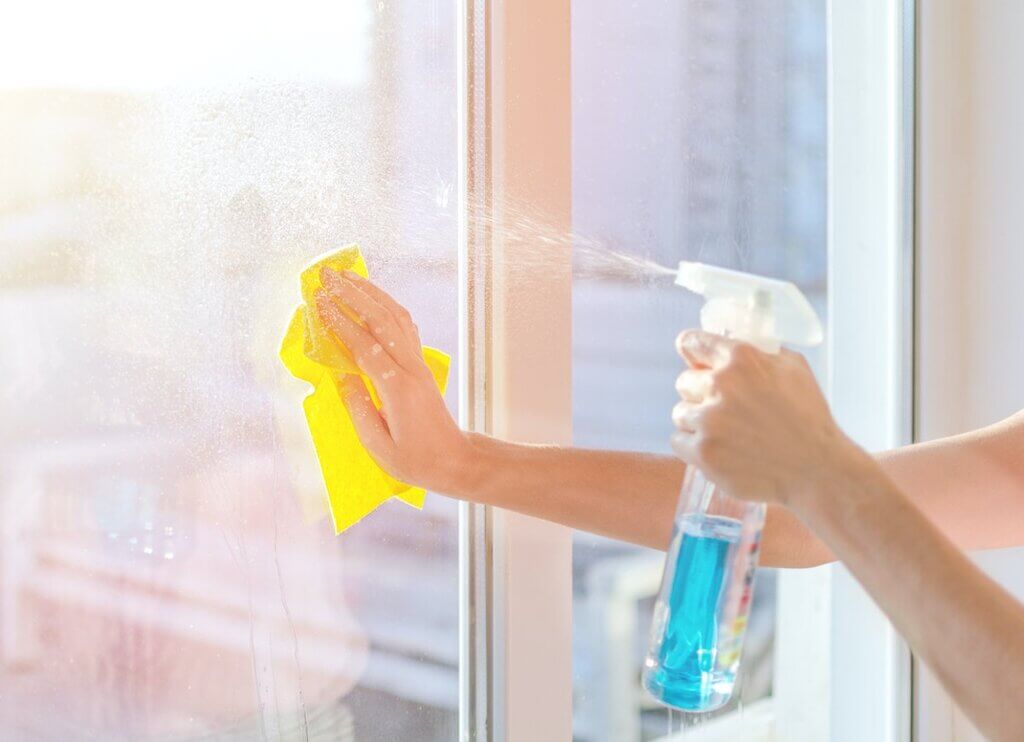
[426, 415, 1024, 566]
[406, 425, 1024, 566]
[312, 269, 1024, 562]
[313, 266, 801, 551]
[801, 450, 1024, 742]
[766, 412, 1024, 566]
[312, 265, 682, 545]
[671, 330, 1024, 741]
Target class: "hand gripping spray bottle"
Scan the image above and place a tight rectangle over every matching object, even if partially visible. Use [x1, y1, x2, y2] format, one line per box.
[642, 262, 823, 712]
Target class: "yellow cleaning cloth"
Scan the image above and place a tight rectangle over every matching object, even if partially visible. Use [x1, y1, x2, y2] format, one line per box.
[279, 245, 450, 533]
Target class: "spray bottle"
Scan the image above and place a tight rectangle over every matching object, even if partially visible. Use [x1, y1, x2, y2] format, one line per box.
[642, 261, 823, 712]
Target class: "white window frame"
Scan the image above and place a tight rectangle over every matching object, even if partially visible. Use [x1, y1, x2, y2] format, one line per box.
[458, 1, 574, 740]
[457, 0, 917, 739]
[775, 1, 917, 737]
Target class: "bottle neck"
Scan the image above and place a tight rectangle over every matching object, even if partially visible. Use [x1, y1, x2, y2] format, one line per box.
[677, 467, 768, 524]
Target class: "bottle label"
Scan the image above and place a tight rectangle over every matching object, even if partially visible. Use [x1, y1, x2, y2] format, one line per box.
[716, 531, 761, 667]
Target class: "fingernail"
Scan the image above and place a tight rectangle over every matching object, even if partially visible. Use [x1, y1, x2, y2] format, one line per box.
[342, 269, 361, 281]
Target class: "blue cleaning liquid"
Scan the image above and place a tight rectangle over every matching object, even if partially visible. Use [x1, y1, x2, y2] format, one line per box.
[644, 513, 742, 710]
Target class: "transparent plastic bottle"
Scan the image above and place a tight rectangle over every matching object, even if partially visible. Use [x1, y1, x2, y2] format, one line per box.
[642, 467, 764, 711]
[642, 261, 823, 713]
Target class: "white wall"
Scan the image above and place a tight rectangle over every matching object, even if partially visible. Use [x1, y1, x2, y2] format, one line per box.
[916, 2, 1024, 739]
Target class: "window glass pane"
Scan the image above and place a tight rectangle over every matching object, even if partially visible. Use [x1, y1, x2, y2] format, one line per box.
[0, 2, 459, 739]
[570, 1, 827, 738]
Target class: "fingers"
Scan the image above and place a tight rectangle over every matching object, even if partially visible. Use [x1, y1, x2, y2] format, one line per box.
[320, 268, 424, 372]
[669, 430, 698, 463]
[676, 329, 737, 369]
[316, 291, 399, 391]
[675, 369, 713, 403]
[339, 270, 422, 345]
[672, 399, 708, 434]
[338, 374, 396, 462]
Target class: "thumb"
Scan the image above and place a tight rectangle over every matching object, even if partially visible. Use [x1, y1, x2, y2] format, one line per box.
[676, 329, 736, 369]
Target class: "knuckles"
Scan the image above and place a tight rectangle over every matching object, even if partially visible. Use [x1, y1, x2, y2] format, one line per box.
[698, 404, 725, 434]
[409, 362, 434, 382]
[710, 365, 735, 391]
[710, 362, 743, 394]
[726, 342, 757, 368]
[693, 432, 727, 470]
[710, 342, 764, 391]
[671, 428, 725, 472]
[671, 398, 730, 442]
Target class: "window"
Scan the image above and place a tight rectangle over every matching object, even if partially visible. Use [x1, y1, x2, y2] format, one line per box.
[2, 1, 915, 739]
[0, 1, 460, 739]
[569, 2, 827, 739]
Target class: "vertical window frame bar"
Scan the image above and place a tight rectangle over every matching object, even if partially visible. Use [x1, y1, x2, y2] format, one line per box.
[824, 0, 916, 740]
[459, 1, 574, 740]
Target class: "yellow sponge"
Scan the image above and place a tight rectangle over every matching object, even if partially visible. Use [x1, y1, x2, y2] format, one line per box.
[279, 245, 450, 533]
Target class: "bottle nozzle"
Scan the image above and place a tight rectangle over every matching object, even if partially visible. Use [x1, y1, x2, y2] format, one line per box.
[675, 261, 823, 350]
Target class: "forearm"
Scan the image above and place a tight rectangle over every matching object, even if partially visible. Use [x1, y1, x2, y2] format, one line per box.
[762, 412, 1024, 566]
[446, 433, 823, 564]
[794, 449, 1024, 742]
[441, 415, 1024, 564]
[876, 415, 1024, 551]
[450, 433, 682, 549]
[442, 430, 1018, 568]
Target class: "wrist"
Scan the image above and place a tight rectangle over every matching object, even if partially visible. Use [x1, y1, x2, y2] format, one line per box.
[788, 435, 883, 522]
[443, 431, 493, 501]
